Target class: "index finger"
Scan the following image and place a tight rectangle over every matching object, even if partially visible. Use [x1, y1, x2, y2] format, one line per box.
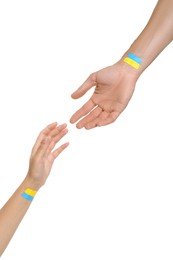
[70, 99, 95, 124]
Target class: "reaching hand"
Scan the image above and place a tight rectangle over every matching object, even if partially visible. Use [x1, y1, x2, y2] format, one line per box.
[27, 122, 69, 188]
[70, 62, 139, 129]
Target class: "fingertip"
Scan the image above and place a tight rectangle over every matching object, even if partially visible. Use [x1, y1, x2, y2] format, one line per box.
[85, 125, 91, 130]
[50, 121, 58, 125]
[47, 122, 58, 128]
[71, 92, 75, 99]
[62, 122, 68, 128]
[76, 123, 83, 129]
[71, 92, 78, 99]
[61, 142, 70, 150]
[85, 124, 95, 130]
[69, 116, 76, 124]
[63, 128, 69, 134]
[58, 122, 68, 129]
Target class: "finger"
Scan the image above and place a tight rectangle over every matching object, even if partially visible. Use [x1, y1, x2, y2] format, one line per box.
[85, 111, 109, 129]
[97, 111, 120, 127]
[32, 123, 67, 155]
[46, 128, 69, 156]
[35, 126, 68, 159]
[76, 106, 102, 129]
[42, 122, 58, 135]
[31, 122, 58, 155]
[49, 123, 67, 139]
[70, 99, 95, 124]
[71, 73, 96, 99]
[51, 142, 69, 161]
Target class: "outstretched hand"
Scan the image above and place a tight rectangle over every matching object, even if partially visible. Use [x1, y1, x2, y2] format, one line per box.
[27, 122, 69, 188]
[70, 62, 139, 129]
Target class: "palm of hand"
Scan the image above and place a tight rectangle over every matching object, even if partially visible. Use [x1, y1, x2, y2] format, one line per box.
[71, 64, 137, 129]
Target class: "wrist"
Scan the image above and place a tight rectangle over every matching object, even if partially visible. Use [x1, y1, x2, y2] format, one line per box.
[121, 50, 147, 78]
[115, 58, 141, 81]
[23, 175, 43, 191]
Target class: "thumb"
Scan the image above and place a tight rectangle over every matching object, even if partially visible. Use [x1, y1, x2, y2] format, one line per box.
[71, 73, 97, 99]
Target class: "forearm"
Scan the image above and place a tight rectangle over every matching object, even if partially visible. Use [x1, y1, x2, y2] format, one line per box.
[0, 176, 40, 256]
[120, 0, 173, 77]
[0, 122, 68, 256]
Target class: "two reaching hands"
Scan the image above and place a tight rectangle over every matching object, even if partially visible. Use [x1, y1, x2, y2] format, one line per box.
[2, 0, 173, 255]
[28, 0, 173, 178]
[0, 62, 138, 257]
[28, 61, 138, 187]
[28, 60, 138, 187]
[29, 0, 173, 174]
[70, 61, 138, 129]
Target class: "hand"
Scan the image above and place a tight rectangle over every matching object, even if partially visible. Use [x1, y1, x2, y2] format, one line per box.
[70, 62, 139, 129]
[26, 122, 69, 189]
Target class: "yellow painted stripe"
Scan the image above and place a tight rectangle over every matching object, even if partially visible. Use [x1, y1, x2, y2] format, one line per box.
[123, 57, 140, 69]
[24, 188, 37, 197]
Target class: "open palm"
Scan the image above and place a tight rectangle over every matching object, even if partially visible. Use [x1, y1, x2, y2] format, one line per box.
[70, 62, 138, 129]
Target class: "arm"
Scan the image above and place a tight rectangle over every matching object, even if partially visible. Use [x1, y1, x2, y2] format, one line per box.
[0, 122, 69, 256]
[70, 0, 173, 129]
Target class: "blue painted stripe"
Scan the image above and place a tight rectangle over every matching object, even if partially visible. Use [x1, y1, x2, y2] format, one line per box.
[127, 53, 142, 64]
[22, 192, 34, 201]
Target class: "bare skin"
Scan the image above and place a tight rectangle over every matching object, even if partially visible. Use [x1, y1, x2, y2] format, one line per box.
[70, 0, 173, 129]
[0, 122, 69, 256]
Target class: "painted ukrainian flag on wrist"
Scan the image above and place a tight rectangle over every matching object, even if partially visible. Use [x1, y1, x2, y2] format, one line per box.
[22, 188, 37, 201]
[124, 53, 142, 69]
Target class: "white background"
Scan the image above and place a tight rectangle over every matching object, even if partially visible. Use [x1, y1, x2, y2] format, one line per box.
[0, 0, 173, 259]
